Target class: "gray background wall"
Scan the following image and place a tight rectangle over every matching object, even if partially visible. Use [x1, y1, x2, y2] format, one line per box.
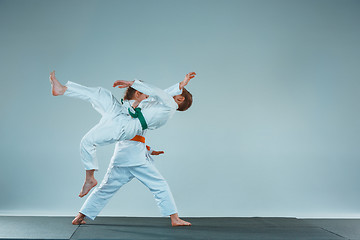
[1, 0, 360, 218]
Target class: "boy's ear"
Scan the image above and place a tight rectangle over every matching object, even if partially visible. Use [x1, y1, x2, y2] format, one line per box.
[175, 95, 185, 102]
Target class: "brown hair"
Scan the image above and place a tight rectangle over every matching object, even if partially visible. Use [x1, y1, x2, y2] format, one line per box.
[124, 87, 136, 100]
[177, 88, 193, 111]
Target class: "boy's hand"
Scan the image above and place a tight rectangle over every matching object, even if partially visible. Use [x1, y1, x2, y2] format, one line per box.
[113, 80, 134, 88]
[151, 150, 164, 156]
[179, 72, 196, 89]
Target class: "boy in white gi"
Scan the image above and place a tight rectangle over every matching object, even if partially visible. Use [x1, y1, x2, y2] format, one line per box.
[50, 71, 195, 198]
[71, 81, 191, 226]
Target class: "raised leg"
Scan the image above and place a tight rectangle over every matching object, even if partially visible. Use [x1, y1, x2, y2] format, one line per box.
[79, 119, 123, 173]
[64, 81, 120, 116]
[49, 71, 123, 117]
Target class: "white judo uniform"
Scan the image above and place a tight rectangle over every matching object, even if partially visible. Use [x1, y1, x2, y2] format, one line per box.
[64, 80, 180, 170]
[78, 85, 182, 220]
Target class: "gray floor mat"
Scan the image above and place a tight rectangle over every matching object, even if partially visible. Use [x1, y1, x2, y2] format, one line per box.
[303, 219, 360, 240]
[71, 217, 345, 240]
[0, 216, 356, 240]
[0, 216, 78, 239]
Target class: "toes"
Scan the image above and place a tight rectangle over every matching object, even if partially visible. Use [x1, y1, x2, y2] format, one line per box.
[72, 218, 86, 225]
[79, 189, 87, 198]
[182, 221, 191, 226]
[72, 219, 80, 225]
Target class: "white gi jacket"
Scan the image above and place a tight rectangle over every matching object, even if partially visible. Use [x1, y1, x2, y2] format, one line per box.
[111, 83, 182, 167]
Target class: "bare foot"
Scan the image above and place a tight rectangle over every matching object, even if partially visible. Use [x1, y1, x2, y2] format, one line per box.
[170, 213, 191, 227]
[49, 70, 67, 96]
[79, 178, 97, 198]
[72, 212, 86, 225]
[172, 218, 192, 227]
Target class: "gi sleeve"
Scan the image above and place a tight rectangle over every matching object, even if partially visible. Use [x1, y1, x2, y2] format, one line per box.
[164, 83, 183, 96]
[131, 80, 178, 109]
[145, 145, 154, 163]
[146, 145, 153, 154]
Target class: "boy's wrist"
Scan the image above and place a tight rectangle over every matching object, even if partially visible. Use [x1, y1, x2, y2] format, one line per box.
[179, 80, 186, 89]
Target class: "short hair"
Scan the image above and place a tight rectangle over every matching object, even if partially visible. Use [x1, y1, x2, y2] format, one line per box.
[124, 87, 136, 100]
[177, 88, 193, 111]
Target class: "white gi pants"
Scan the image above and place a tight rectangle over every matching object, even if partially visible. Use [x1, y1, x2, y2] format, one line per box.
[64, 81, 138, 170]
[79, 161, 178, 219]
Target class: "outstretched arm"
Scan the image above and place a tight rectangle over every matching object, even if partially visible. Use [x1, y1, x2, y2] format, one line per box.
[113, 80, 134, 88]
[113, 72, 196, 90]
[114, 79, 177, 108]
[113, 72, 196, 107]
[161, 71, 196, 97]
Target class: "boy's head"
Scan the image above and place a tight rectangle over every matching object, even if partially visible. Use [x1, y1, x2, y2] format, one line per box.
[174, 88, 193, 111]
[124, 87, 148, 102]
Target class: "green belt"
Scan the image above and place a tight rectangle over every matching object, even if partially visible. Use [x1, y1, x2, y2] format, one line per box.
[128, 107, 148, 130]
